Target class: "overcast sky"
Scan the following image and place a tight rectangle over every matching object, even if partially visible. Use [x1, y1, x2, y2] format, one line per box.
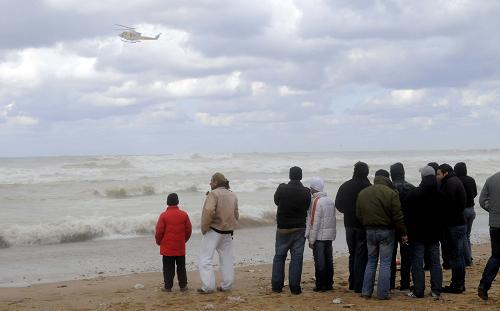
[1, 0, 500, 156]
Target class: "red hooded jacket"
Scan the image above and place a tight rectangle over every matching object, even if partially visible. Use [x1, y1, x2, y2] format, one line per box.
[155, 205, 192, 256]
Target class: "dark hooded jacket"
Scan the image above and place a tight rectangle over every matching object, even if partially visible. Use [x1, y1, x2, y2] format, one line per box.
[356, 176, 406, 235]
[335, 164, 371, 228]
[274, 180, 311, 229]
[454, 162, 477, 208]
[390, 163, 416, 203]
[440, 170, 467, 226]
[403, 176, 445, 243]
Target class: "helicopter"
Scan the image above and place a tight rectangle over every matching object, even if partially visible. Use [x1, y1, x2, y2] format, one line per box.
[115, 24, 161, 43]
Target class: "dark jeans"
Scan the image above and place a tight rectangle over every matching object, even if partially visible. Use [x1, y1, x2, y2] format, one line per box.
[410, 241, 442, 297]
[271, 229, 306, 293]
[313, 240, 334, 290]
[391, 239, 411, 289]
[162, 255, 187, 289]
[445, 225, 467, 289]
[479, 227, 500, 291]
[441, 229, 450, 269]
[463, 207, 476, 265]
[345, 226, 368, 292]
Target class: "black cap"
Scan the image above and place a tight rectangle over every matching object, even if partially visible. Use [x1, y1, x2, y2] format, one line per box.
[289, 166, 302, 181]
[167, 193, 179, 206]
[375, 169, 390, 178]
[437, 163, 453, 174]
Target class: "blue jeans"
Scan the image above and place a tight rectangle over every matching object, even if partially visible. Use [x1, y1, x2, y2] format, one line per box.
[463, 207, 476, 265]
[345, 227, 368, 292]
[271, 229, 306, 293]
[479, 227, 500, 291]
[313, 240, 334, 290]
[362, 228, 395, 299]
[410, 241, 442, 297]
[445, 225, 466, 289]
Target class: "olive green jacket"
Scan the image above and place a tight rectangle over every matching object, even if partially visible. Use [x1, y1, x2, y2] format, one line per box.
[356, 176, 406, 235]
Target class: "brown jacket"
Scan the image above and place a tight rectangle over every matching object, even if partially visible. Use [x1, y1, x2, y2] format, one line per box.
[201, 187, 239, 234]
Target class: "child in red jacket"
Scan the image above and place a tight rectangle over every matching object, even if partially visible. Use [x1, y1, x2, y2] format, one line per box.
[155, 193, 192, 292]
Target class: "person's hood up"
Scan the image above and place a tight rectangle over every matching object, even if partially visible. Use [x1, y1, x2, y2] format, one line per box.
[353, 161, 369, 179]
[454, 162, 467, 177]
[374, 175, 394, 188]
[390, 162, 405, 181]
[310, 177, 324, 192]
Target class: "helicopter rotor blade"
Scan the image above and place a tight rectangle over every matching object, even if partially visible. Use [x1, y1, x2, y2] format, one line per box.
[114, 24, 135, 29]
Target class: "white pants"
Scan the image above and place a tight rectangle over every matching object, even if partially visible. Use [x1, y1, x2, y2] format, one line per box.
[199, 229, 234, 291]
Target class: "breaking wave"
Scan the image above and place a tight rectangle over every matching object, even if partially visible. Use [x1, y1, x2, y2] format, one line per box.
[0, 209, 281, 248]
[0, 215, 158, 247]
[94, 186, 157, 198]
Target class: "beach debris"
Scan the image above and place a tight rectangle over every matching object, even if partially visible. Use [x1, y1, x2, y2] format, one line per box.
[202, 303, 215, 310]
[247, 269, 255, 273]
[227, 296, 244, 303]
[342, 304, 355, 308]
[133, 283, 145, 290]
[332, 298, 343, 304]
[57, 285, 67, 288]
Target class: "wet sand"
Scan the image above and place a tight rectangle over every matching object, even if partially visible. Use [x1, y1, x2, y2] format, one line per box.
[0, 243, 497, 310]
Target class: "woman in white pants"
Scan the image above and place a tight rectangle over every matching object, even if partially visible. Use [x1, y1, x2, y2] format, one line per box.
[198, 173, 239, 293]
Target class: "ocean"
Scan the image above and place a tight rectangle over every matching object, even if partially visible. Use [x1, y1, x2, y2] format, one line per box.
[0, 150, 498, 287]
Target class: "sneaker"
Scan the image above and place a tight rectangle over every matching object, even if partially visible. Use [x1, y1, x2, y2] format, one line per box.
[361, 294, 371, 299]
[180, 286, 189, 292]
[478, 286, 488, 300]
[162, 288, 172, 292]
[407, 292, 417, 298]
[197, 288, 214, 294]
[217, 286, 231, 292]
[290, 289, 302, 295]
[431, 292, 440, 299]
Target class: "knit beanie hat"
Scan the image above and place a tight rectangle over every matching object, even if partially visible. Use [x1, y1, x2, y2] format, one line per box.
[289, 166, 302, 181]
[427, 162, 439, 173]
[167, 193, 179, 206]
[375, 169, 390, 178]
[310, 177, 324, 192]
[419, 165, 435, 177]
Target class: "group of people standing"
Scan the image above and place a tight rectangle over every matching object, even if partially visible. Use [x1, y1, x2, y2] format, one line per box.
[154, 164, 500, 302]
[334, 161, 475, 300]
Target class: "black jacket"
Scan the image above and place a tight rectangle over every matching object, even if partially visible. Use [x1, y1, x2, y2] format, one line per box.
[404, 176, 445, 243]
[390, 163, 415, 204]
[440, 173, 467, 226]
[335, 176, 371, 228]
[274, 180, 311, 229]
[454, 163, 477, 207]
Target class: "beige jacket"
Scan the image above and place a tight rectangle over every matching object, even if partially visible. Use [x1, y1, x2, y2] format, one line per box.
[201, 187, 239, 234]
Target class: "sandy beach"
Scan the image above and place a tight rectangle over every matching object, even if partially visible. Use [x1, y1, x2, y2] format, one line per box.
[0, 242, 497, 311]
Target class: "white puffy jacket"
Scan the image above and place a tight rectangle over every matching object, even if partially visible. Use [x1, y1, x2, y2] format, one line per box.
[305, 192, 336, 244]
